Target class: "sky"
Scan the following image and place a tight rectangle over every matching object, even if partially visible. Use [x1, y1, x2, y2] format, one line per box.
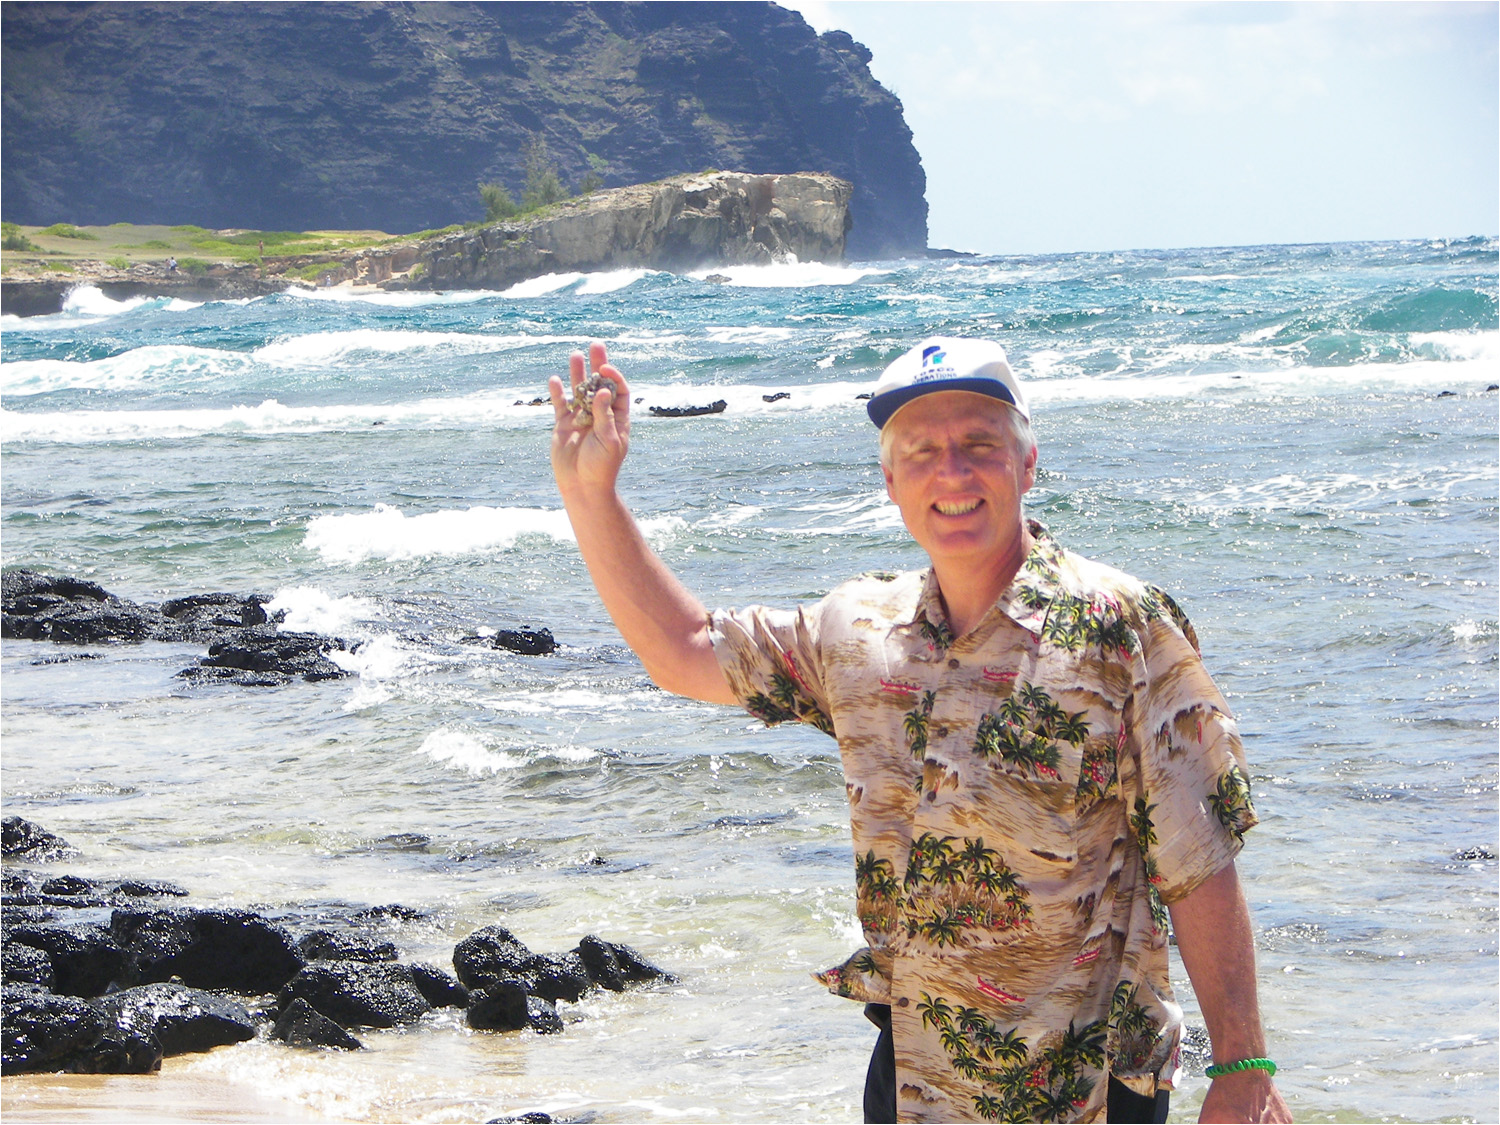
[783, 1, 1499, 254]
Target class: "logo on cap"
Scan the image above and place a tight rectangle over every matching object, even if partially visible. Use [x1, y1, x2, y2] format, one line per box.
[921, 346, 947, 368]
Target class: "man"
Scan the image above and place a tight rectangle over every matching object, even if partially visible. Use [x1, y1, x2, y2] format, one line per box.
[548, 338, 1291, 1125]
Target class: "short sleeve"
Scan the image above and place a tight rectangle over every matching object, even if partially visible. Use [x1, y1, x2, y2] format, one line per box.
[708, 603, 835, 737]
[1126, 589, 1256, 903]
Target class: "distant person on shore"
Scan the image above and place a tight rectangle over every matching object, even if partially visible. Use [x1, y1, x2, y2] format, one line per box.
[166, 256, 178, 273]
[548, 339, 1291, 1124]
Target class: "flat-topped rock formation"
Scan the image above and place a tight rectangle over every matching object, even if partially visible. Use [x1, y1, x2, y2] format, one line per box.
[402, 171, 852, 291]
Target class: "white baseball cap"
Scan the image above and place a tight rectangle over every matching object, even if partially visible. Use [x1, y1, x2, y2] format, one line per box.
[866, 337, 1029, 429]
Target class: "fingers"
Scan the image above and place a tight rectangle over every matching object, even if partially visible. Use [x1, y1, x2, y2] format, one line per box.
[569, 349, 586, 396]
[547, 374, 569, 423]
[588, 340, 608, 378]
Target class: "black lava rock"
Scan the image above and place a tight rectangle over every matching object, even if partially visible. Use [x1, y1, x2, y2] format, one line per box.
[466, 982, 561, 1034]
[521, 952, 592, 1004]
[109, 879, 190, 899]
[297, 929, 399, 963]
[492, 628, 557, 656]
[277, 961, 431, 1028]
[2, 942, 54, 989]
[40, 874, 96, 898]
[410, 963, 469, 1009]
[95, 982, 256, 1056]
[452, 925, 535, 993]
[110, 908, 305, 995]
[272, 996, 363, 1050]
[8, 924, 128, 997]
[2, 982, 130, 1075]
[573, 936, 674, 992]
[2, 816, 76, 861]
[184, 628, 349, 683]
[0, 570, 167, 644]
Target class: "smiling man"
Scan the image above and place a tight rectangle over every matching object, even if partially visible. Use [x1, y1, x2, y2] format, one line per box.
[549, 338, 1290, 1125]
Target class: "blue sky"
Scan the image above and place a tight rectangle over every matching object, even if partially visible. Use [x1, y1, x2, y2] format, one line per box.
[784, 1, 1499, 254]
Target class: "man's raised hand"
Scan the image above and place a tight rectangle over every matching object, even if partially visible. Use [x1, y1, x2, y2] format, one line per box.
[549, 342, 630, 496]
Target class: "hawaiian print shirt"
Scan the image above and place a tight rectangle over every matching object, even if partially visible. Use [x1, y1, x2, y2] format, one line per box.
[709, 522, 1256, 1124]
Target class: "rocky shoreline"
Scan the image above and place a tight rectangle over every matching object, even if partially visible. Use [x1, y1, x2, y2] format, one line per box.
[2, 569, 556, 685]
[1, 171, 851, 317]
[2, 814, 672, 1116]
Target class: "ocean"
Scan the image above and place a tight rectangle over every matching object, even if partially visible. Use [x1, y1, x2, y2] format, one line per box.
[1, 239, 1496, 1123]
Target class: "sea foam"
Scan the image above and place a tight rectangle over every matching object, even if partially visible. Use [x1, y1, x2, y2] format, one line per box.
[302, 502, 686, 564]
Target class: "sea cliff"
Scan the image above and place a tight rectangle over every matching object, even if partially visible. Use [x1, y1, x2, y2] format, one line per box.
[1, 1, 925, 259]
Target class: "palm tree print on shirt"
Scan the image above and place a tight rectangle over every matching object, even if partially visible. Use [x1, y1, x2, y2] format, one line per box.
[919, 989, 1106, 1123]
[1207, 762, 1255, 840]
[972, 681, 1089, 782]
[1108, 979, 1164, 1074]
[744, 665, 834, 735]
[902, 833, 1030, 946]
[904, 690, 937, 760]
[854, 849, 901, 934]
[1131, 796, 1170, 933]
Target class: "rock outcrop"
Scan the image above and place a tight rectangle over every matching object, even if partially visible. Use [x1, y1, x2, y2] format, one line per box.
[1, 819, 677, 1074]
[409, 172, 850, 291]
[1, 2, 927, 259]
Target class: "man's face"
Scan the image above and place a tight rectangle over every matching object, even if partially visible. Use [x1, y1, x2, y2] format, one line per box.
[880, 391, 1037, 570]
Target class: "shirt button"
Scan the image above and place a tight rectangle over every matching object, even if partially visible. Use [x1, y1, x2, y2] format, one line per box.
[897, 996, 910, 1008]
[931, 724, 949, 738]
[948, 658, 961, 669]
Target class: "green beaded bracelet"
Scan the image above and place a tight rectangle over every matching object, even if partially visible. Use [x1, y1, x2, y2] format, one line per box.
[1205, 1058, 1277, 1079]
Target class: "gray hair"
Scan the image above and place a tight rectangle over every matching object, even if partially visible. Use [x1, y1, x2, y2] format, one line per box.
[878, 401, 1036, 470]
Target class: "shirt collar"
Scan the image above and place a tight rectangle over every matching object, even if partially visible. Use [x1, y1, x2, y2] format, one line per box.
[907, 519, 1063, 643]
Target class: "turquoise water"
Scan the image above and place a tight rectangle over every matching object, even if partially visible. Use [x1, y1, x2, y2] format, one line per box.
[2, 240, 1497, 1122]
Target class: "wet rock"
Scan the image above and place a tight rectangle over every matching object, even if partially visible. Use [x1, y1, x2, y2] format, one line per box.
[466, 981, 562, 1035]
[1, 981, 162, 1074]
[762, 392, 790, 403]
[181, 627, 349, 684]
[453, 925, 535, 993]
[159, 592, 275, 639]
[297, 929, 399, 963]
[351, 903, 426, 922]
[109, 879, 190, 899]
[2, 941, 54, 989]
[410, 963, 469, 1008]
[2, 816, 77, 861]
[40, 874, 96, 898]
[573, 935, 674, 992]
[2, 983, 107, 1073]
[8, 923, 128, 997]
[648, 400, 727, 418]
[76, 1019, 164, 1074]
[0, 570, 168, 644]
[277, 961, 431, 1028]
[2, 866, 42, 900]
[110, 908, 304, 995]
[522, 952, 592, 1004]
[272, 996, 363, 1050]
[493, 627, 557, 656]
[95, 982, 256, 1056]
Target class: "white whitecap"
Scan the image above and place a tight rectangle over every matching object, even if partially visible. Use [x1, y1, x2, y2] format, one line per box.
[417, 728, 525, 776]
[284, 286, 503, 308]
[303, 503, 576, 565]
[686, 262, 889, 288]
[266, 586, 382, 634]
[253, 329, 572, 366]
[0, 344, 256, 394]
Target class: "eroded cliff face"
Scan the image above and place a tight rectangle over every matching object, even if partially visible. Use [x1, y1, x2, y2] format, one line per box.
[412, 172, 851, 289]
[1, 2, 926, 258]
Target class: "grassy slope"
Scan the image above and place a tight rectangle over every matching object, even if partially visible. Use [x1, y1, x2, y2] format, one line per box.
[0, 222, 422, 278]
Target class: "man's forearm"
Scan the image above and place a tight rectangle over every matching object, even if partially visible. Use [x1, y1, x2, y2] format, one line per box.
[560, 484, 736, 705]
[1168, 861, 1291, 1123]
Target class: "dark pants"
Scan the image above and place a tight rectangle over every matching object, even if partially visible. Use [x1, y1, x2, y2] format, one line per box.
[862, 1004, 1170, 1124]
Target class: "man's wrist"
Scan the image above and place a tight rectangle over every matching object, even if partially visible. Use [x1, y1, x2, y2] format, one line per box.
[1205, 1057, 1277, 1080]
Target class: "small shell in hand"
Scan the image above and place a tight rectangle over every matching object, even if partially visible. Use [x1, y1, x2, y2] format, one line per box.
[571, 372, 604, 424]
